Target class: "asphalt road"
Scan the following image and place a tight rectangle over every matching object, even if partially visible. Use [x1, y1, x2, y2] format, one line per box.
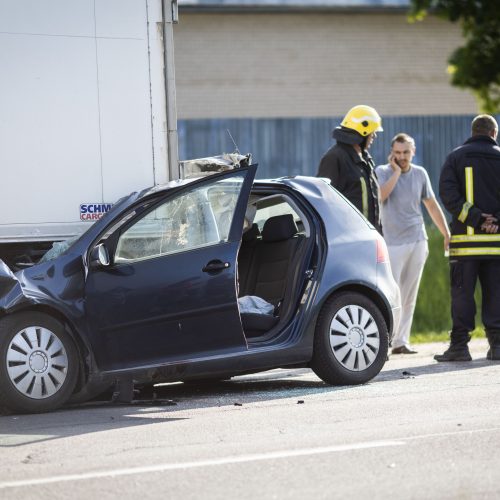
[1, 338, 500, 500]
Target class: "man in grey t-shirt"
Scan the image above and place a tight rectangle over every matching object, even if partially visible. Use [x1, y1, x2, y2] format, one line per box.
[376, 133, 450, 354]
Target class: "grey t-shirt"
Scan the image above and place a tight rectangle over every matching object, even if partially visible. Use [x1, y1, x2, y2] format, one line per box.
[375, 164, 434, 245]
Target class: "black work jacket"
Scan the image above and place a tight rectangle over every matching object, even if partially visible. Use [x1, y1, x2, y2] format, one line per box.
[439, 135, 500, 259]
[317, 142, 382, 233]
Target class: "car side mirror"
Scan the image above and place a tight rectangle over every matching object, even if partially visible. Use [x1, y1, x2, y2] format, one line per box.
[90, 243, 110, 267]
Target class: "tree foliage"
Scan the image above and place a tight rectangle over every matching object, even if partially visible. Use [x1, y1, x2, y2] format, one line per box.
[409, 0, 500, 113]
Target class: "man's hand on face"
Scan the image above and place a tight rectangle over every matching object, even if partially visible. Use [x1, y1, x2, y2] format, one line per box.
[388, 154, 401, 174]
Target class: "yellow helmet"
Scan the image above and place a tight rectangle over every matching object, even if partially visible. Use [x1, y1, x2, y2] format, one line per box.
[341, 105, 383, 136]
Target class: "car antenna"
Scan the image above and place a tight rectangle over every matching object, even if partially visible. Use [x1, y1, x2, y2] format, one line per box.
[226, 129, 241, 155]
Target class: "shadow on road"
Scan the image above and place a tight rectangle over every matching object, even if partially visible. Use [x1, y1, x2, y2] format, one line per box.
[1, 358, 497, 447]
[379, 356, 498, 382]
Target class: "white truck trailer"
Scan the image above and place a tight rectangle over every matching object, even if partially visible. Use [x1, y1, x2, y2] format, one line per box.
[0, 0, 179, 268]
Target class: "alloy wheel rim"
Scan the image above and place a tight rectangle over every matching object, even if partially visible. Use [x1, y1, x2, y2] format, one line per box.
[329, 305, 380, 372]
[6, 326, 68, 399]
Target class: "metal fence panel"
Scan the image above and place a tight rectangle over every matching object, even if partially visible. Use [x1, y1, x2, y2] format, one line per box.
[178, 114, 500, 195]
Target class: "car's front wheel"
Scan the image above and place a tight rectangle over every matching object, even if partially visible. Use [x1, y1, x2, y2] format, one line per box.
[0, 312, 79, 414]
[311, 292, 388, 385]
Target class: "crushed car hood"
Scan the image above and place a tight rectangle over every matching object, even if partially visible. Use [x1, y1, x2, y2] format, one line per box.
[0, 260, 26, 311]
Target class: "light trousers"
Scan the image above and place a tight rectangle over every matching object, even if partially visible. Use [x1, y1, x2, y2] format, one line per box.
[388, 240, 429, 348]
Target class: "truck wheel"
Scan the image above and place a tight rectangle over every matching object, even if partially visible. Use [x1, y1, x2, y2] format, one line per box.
[0, 312, 78, 414]
[311, 292, 388, 385]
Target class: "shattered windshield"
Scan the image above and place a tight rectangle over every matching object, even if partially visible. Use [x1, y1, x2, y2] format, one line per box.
[38, 193, 136, 263]
[38, 235, 80, 263]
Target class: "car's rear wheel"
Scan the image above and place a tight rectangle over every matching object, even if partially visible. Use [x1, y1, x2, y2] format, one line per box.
[0, 312, 79, 414]
[311, 292, 388, 385]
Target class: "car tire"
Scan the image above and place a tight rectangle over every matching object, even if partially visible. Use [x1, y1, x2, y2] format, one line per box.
[0, 312, 79, 414]
[311, 292, 388, 385]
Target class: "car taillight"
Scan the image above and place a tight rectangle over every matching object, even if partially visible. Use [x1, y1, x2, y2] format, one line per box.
[376, 236, 389, 263]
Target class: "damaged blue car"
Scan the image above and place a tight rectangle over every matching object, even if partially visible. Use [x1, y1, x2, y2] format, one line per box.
[0, 158, 400, 414]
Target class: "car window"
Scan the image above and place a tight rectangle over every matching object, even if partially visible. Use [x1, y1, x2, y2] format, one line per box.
[114, 175, 245, 263]
[254, 198, 304, 234]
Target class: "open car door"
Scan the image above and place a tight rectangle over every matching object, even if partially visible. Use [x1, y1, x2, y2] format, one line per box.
[84, 165, 257, 371]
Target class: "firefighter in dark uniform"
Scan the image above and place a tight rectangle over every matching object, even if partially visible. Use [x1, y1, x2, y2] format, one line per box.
[435, 114, 500, 362]
[317, 105, 383, 234]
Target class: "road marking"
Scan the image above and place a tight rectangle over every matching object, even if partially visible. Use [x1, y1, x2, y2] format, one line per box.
[0, 440, 405, 489]
[404, 427, 500, 442]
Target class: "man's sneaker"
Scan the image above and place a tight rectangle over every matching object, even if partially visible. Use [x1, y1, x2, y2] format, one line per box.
[434, 347, 472, 362]
[392, 345, 417, 354]
[486, 347, 500, 361]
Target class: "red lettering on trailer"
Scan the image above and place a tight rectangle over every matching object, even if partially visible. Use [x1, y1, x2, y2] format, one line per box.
[80, 213, 104, 221]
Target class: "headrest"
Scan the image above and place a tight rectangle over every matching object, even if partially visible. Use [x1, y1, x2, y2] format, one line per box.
[262, 214, 298, 242]
[242, 223, 261, 242]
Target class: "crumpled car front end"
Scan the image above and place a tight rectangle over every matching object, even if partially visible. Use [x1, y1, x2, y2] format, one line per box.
[0, 260, 25, 313]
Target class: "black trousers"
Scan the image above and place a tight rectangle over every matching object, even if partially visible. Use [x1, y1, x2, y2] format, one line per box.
[450, 259, 500, 338]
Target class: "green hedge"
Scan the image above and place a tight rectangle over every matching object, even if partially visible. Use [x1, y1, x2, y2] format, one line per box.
[411, 226, 484, 338]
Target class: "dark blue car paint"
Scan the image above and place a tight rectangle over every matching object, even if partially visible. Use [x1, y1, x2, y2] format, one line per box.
[85, 241, 247, 371]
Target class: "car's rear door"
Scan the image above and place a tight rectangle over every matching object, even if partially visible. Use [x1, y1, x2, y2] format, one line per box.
[84, 166, 256, 371]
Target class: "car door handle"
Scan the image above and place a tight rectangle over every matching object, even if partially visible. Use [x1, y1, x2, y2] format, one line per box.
[202, 260, 230, 274]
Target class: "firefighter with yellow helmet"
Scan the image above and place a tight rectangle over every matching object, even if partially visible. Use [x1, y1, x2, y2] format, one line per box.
[317, 105, 383, 233]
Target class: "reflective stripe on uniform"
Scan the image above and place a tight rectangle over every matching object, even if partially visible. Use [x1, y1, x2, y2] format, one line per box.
[360, 177, 368, 218]
[451, 234, 500, 243]
[449, 247, 500, 257]
[465, 166, 474, 236]
[457, 201, 472, 223]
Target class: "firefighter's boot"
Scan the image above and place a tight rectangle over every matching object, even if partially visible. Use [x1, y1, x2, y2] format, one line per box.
[434, 333, 472, 362]
[486, 331, 500, 361]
